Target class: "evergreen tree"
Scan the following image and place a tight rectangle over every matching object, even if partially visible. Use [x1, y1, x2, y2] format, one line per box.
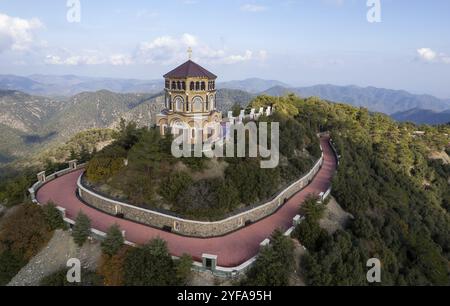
[123, 238, 176, 286]
[43, 202, 66, 231]
[101, 224, 124, 256]
[72, 211, 91, 247]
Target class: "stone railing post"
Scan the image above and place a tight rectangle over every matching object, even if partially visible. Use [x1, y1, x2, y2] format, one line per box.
[37, 171, 46, 183]
[68, 159, 78, 170]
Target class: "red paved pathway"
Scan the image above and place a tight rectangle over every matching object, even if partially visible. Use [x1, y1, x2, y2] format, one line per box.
[36, 137, 336, 267]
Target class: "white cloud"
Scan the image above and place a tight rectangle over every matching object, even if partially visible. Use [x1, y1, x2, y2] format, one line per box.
[240, 4, 268, 12]
[0, 13, 43, 52]
[417, 47, 450, 64]
[45, 53, 133, 66]
[417, 48, 437, 62]
[45, 33, 266, 67]
[109, 54, 133, 66]
[136, 33, 267, 65]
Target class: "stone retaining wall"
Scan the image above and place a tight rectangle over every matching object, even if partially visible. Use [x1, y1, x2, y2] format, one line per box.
[77, 151, 324, 238]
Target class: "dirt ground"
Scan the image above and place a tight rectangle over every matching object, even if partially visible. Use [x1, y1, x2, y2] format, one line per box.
[319, 196, 353, 235]
[290, 239, 306, 286]
[8, 229, 102, 286]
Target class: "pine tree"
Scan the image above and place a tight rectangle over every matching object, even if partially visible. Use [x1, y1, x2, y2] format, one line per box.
[101, 224, 124, 256]
[72, 211, 91, 247]
[43, 202, 66, 230]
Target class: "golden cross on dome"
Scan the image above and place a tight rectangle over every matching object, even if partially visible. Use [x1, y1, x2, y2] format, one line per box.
[187, 47, 192, 60]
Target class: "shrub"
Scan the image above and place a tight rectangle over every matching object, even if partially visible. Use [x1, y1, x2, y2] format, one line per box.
[40, 268, 103, 286]
[123, 238, 176, 286]
[293, 219, 328, 251]
[299, 195, 325, 222]
[175, 254, 193, 285]
[243, 230, 295, 286]
[0, 251, 26, 286]
[72, 211, 91, 247]
[101, 224, 124, 256]
[43, 202, 66, 231]
[0, 204, 52, 260]
[159, 172, 192, 204]
[97, 246, 129, 286]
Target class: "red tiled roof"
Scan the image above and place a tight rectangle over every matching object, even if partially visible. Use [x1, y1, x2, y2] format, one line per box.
[163, 60, 217, 79]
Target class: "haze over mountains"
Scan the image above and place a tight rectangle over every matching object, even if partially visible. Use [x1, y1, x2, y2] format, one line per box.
[391, 108, 450, 125]
[0, 74, 163, 97]
[2, 74, 450, 115]
[1, 74, 450, 165]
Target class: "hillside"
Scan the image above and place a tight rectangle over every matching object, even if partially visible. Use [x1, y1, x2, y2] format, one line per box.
[0, 74, 163, 96]
[0, 90, 65, 132]
[392, 108, 450, 125]
[243, 95, 450, 285]
[218, 78, 291, 93]
[39, 90, 164, 141]
[215, 88, 255, 112]
[0, 88, 250, 166]
[0, 90, 163, 165]
[263, 85, 450, 115]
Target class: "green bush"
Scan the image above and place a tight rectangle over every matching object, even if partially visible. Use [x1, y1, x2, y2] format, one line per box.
[123, 238, 177, 286]
[40, 268, 103, 286]
[101, 224, 124, 256]
[175, 254, 193, 285]
[0, 251, 26, 286]
[43, 202, 67, 231]
[159, 172, 192, 204]
[72, 211, 91, 247]
[293, 219, 328, 251]
[243, 230, 295, 286]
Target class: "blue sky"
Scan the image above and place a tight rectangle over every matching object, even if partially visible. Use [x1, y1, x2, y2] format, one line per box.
[0, 0, 450, 97]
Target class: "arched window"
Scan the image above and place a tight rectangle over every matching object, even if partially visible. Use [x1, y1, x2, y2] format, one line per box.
[201, 82, 205, 90]
[171, 81, 176, 90]
[177, 81, 181, 90]
[171, 120, 186, 136]
[190, 82, 195, 91]
[174, 96, 184, 112]
[165, 80, 169, 89]
[182, 81, 186, 90]
[192, 96, 203, 112]
[195, 81, 200, 91]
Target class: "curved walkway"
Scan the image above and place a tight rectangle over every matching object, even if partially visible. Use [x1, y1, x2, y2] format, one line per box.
[36, 136, 336, 267]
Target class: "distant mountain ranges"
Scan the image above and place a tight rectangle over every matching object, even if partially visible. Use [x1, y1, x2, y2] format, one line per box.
[1, 74, 450, 165]
[0, 74, 163, 97]
[391, 108, 450, 125]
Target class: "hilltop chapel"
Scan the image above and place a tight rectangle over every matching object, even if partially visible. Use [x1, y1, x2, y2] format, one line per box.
[156, 48, 223, 144]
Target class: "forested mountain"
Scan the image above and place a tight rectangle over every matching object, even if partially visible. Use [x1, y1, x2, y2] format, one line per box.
[392, 108, 450, 125]
[263, 85, 450, 115]
[218, 78, 291, 93]
[0, 89, 250, 165]
[0, 74, 162, 96]
[0, 90, 64, 132]
[39, 90, 164, 141]
[243, 95, 450, 285]
[215, 88, 254, 112]
[0, 90, 163, 165]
